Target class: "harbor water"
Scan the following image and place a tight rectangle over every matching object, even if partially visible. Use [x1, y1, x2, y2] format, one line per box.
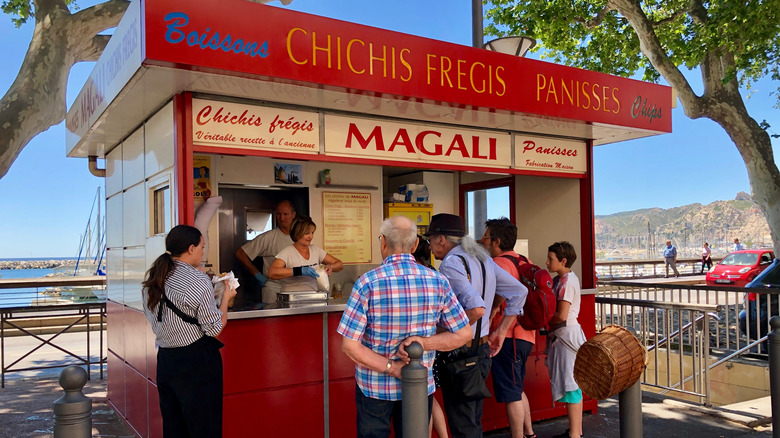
[0, 268, 58, 307]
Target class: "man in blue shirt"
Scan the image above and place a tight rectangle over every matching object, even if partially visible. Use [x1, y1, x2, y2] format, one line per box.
[663, 240, 679, 278]
[426, 213, 528, 438]
[733, 238, 745, 252]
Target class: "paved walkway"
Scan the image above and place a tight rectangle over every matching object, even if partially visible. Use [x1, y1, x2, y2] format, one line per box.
[0, 312, 773, 437]
[0, 371, 772, 438]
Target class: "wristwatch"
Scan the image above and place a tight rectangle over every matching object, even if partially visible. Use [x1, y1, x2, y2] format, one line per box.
[383, 360, 392, 374]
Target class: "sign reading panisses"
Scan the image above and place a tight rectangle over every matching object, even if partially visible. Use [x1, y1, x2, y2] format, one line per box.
[191, 99, 319, 154]
[514, 135, 586, 174]
[324, 115, 511, 169]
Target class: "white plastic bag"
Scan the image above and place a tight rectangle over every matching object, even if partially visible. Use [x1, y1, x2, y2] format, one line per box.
[315, 265, 330, 292]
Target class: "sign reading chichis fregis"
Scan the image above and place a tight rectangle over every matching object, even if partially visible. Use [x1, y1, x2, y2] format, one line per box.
[191, 99, 319, 154]
[141, 0, 672, 133]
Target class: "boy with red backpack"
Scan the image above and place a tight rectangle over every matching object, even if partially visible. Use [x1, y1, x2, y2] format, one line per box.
[482, 218, 538, 438]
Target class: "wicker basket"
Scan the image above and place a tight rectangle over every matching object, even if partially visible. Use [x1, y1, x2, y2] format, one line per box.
[573, 325, 648, 400]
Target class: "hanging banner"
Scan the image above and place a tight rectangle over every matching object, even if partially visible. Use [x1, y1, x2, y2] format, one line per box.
[191, 99, 320, 154]
[322, 192, 372, 264]
[324, 115, 511, 169]
[513, 135, 586, 174]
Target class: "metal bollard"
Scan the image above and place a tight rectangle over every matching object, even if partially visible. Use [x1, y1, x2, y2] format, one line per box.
[768, 316, 780, 438]
[618, 379, 643, 438]
[53, 366, 92, 438]
[401, 341, 428, 438]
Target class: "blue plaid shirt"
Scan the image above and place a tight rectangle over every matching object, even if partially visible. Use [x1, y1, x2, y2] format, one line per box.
[337, 253, 469, 400]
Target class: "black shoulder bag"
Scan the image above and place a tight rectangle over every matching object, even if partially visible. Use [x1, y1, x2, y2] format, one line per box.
[444, 255, 492, 401]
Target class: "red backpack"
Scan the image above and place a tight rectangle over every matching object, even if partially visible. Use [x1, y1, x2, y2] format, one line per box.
[501, 255, 557, 332]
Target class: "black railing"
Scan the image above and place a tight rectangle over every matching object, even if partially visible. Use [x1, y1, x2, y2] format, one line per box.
[0, 302, 106, 388]
[596, 258, 723, 280]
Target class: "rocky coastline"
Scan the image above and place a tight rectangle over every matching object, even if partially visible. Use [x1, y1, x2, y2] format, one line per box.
[0, 260, 77, 270]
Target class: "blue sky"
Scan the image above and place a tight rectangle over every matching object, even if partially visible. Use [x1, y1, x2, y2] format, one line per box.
[0, 0, 777, 258]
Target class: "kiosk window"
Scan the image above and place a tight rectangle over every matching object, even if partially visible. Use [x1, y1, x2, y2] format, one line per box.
[246, 210, 273, 240]
[152, 185, 171, 235]
[462, 178, 513, 238]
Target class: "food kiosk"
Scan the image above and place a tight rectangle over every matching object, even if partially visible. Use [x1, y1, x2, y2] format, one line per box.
[65, 0, 673, 436]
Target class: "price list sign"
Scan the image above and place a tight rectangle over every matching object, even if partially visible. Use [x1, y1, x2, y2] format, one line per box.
[322, 192, 372, 263]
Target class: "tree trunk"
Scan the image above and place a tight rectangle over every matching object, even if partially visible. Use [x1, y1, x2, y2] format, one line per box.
[0, 0, 130, 179]
[705, 95, 780, 253]
[610, 0, 780, 254]
[0, 6, 71, 179]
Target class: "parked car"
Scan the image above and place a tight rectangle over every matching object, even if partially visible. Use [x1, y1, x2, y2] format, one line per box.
[705, 249, 775, 287]
[739, 258, 780, 349]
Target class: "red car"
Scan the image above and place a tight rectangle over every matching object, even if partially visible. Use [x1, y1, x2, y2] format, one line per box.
[705, 249, 775, 287]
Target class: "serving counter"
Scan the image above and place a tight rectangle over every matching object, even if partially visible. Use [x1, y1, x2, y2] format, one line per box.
[219, 301, 354, 437]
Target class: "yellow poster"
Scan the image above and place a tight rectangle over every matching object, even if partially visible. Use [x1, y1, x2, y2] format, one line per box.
[193, 155, 212, 203]
[322, 192, 372, 264]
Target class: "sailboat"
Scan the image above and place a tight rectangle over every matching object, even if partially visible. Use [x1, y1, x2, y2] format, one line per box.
[38, 188, 107, 304]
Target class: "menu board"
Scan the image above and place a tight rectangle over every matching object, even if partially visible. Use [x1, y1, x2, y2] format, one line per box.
[322, 192, 372, 263]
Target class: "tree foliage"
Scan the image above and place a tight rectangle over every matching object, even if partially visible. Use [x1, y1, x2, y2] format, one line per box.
[485, 0, 780, 253]
[485, 0, 780, 101]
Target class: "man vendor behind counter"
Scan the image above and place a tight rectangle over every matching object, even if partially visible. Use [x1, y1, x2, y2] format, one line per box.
[235, 200, 296, 305]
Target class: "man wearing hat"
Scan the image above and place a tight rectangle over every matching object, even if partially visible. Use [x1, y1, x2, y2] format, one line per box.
[426, 213, 528, 438]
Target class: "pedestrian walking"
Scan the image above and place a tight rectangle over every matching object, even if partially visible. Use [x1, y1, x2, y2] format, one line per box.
[700, 242, 712, 273]
[663, 240, 679, 278]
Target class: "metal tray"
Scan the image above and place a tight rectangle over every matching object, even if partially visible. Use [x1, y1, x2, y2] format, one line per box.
[277, 291, 328, 303]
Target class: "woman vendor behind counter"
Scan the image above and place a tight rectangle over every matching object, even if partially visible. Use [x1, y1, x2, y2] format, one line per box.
[268, 216, 344, 293]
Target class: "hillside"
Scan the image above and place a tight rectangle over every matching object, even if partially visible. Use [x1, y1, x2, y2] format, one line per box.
[596, 193, 772, 259]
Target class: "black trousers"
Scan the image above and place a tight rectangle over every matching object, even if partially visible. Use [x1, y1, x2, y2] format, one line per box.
[157, 336, 224, 438]
[436, 343, 492, 438]
[701, 257, 713, 272]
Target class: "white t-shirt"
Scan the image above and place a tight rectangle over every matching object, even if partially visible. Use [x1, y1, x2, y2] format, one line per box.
[554, 271, 581, 323]
[241, 228, 293, 303]
[275, 244, 328, 292]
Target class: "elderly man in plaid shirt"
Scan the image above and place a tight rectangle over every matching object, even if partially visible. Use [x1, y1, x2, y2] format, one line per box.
[338, 215, 472, 438]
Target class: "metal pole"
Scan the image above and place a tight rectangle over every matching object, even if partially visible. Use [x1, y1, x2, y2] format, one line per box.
[401, 342, 428, 438]
[53, 366, 92, 438]
[471, 0, 483, 48]
[618, 380, 643, 438]
[768, 316, 780, 438]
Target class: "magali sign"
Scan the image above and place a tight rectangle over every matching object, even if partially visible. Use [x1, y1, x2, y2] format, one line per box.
[514, 135, 586, 174]
[142, 0, 672, 133]
[324, 115, 511, 169]
[191, 99, 319, 154]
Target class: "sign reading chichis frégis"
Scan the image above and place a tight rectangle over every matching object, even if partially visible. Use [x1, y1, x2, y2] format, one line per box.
[191, 99, 319, 154]
[514, 135, 586, 174]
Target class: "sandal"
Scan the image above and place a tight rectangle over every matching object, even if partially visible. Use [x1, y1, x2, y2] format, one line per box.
[524, 435, 537, 438]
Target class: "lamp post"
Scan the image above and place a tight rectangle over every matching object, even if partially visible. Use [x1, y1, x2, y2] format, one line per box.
[482, 36, 537, 57]
[472, 0, 483, 48]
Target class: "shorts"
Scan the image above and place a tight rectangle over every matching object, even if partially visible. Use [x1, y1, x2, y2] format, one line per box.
[558, 388, 583, 404]
[491, 338, 534, 403]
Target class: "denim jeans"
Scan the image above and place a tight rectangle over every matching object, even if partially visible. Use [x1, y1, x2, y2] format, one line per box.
[355, 385, 433, 438]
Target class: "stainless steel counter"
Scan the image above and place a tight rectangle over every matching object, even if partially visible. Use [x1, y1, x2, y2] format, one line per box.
[227, 299, 348, 320]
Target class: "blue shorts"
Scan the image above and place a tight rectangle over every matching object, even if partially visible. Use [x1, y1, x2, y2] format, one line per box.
[558, 388, 583, 404]
[491, 338, 534, 403]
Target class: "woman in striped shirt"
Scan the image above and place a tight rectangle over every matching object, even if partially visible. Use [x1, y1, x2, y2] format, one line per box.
[142, 225, 236, 438]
